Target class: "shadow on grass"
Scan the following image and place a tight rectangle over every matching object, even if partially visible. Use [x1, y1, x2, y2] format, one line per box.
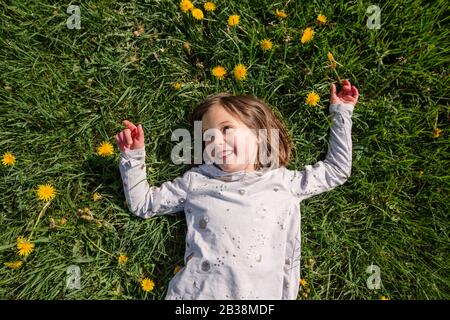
[81, 154, 125, 206]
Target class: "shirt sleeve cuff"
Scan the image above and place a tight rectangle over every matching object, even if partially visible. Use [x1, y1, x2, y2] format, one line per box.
[120, 147, 146, 159]
[329, 103, 355, 115]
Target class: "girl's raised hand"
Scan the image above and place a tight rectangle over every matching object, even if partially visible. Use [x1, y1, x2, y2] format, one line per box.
[330, 79, 359, 107]
[115, 120, 145, 151]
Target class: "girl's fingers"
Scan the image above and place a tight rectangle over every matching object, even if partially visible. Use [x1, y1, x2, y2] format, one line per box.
[136, 124, 145, 141]
[123, 128, 133, 146]
[331, 83, 337, 96]
[116, 134, 126, 150]
[351, 86, 359, 99]
[343, 84, 352, 95]
[118, 132, 129, 148]
[123, 120, 137, 131]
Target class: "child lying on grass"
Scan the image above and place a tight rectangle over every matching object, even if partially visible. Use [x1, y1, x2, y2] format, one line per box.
[115, 80, 359, 299]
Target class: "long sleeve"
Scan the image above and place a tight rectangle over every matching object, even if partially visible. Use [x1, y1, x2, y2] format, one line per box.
[283, 103, 354, 201]
[118, 147, 193, 218]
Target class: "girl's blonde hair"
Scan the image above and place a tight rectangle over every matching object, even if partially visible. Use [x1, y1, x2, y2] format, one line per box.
[188, 92, 292, 170]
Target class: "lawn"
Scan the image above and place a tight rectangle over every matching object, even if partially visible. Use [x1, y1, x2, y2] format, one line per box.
[0, 0, 448, 299]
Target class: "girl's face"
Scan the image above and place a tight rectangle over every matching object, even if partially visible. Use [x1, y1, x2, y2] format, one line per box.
[202, 104, 259, 172]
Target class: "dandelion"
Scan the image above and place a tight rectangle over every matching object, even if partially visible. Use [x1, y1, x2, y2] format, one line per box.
[317, 13, 327, 24]
[118, 253, 128, 265]
[275, 9, 288, 19]
[180, 0, 193, 13]
[233, 64, 247, 81]
[305, 91, 320, 106]
[96, 141, 114, 157]
[204, 2, 216, 12]
[211, 66, 227, 80]
[327, 52, 337, 69]
[172, 82, 183, 90]
[380, 296, 390, 300]
[141, 277, 155, 292]
[36, 183, 56, 202]
[299, 278, 308, 287]
[260, 38, 273, 51]
[4, 261, 23, 269]
[419, 170, 424, 177]
[174, 265, 182, 274]
[17, 236, 34, 257]
[432, 127, 442, 138]
[191, 8, 204, 20]
[92, 192, 102, 202]
[228, 14, 240, 27]
[2, 152, 16, 166]
[301, 27, 314, 44]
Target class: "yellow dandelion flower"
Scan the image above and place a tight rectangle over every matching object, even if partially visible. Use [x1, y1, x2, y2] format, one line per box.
[118, 253, 128, 265]
[301, 27, 314, 44]
[191, 8, 204, 20]
[233, 64, 247, 81]
[92, 192, 102, 202]
[96, 141, 114, 157]
[419, 170, 424, 176]
[174, 265, 182, 274]
[380, 296, 390, 300]
[4, 261, 23, 270]
[211, 65, 227, 80]
[275, 9, 288, 19]
[204, 2, 216, 12]
[172, 82, 183, 90]
[317, 13, 327, 24]
[299, 278, 308, 287]
[432, 127, 442, 138]
[305, 91, 320, 106]
[141, 277, 155, 292]
[17, 236, 34, 257]
[228, 14, 240, 27]
[260, 38, 273, 51]
[2, 152, 16, 166]
[327, 51, 337, 69]
[36, 183, 56, 202]
[180, 0, 194, 13]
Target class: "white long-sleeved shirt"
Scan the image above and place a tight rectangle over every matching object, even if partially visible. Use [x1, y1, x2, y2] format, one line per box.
[118, 103, 354, 300]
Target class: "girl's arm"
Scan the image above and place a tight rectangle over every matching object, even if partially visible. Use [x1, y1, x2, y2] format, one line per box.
[119, 147, 193, 218]
[283, 80, 358, 201]
[115, 120, 193, 218]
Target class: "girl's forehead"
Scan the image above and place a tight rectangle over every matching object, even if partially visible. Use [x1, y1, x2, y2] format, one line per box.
[202, 105, 241, 126]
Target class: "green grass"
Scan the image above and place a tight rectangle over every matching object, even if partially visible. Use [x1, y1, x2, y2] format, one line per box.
[0, 0, 448, 300]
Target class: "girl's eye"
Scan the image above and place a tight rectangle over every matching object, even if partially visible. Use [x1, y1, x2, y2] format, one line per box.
[223, 126, 234, 132]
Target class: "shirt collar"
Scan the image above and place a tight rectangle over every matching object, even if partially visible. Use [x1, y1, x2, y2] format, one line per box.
[197, 163, 270, 182]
